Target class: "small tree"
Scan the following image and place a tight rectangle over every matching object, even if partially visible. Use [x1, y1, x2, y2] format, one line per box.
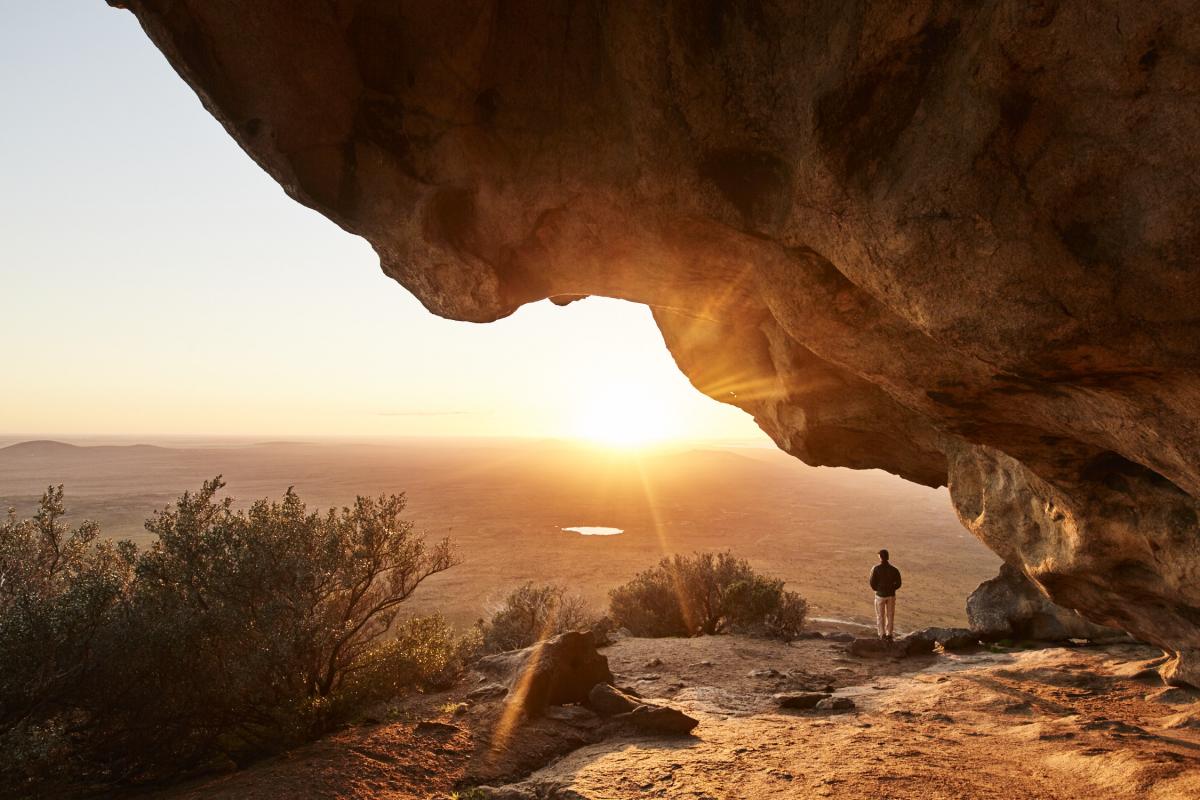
[609, 552, 806, 640]
[478, 582, 596, 653]
[119, 479, 459, 754]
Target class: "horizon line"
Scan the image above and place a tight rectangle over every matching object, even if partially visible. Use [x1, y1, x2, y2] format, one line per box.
[0, 432, 776, 448]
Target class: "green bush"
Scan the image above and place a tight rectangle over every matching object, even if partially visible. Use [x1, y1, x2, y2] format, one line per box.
[0, 479, 465, 792]
[608, 552, 806, 640]
[478, 582, 597, 653]
[336, 615, 481, 716]
[0, 486, 136, 791]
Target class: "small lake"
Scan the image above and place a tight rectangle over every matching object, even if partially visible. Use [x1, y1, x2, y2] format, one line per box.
[562, 526, 624, 536]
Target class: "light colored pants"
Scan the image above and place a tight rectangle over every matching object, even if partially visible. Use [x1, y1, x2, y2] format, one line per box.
[874, 595, 896, 638]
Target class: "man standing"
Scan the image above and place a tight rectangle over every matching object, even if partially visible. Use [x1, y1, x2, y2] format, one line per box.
[869, 549, 902, 640]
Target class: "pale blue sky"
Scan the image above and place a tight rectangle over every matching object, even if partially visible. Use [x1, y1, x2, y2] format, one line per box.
[0, 1, 767, 444]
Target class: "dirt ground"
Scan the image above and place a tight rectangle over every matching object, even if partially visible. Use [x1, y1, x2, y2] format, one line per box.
[154, 625, 1200, 800]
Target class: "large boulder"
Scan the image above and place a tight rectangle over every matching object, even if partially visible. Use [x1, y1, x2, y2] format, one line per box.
[476, 631, 613, 716]
[967, 564, 1128, 643]
[113, 1, 1200, 685]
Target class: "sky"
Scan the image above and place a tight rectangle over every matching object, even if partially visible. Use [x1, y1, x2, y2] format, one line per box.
[0, 2, 768, 446]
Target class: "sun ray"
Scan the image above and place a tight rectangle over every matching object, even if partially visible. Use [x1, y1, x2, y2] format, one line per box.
[633, 455, 698, 634]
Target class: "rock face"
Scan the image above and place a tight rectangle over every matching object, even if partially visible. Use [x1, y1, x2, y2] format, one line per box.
[112, 1, 1200, 685]
[968, 563, 1128, 643]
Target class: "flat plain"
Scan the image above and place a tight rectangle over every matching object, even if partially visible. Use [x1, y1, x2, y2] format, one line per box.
[0, 438, 1000, 629]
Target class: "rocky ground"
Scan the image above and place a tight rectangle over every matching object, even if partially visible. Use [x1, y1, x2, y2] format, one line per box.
[157, 625, 1200, 800]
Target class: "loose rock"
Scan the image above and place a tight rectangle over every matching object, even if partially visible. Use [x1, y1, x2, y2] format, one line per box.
[775, 692, 830, 709]
[613, 704, 699, 735]
[466, 683, 508, 701]
[749, 668, 782, 678]
[815, 697, 856, 712]
[588, 683, 641, 716]
[910, 627, 979, 651]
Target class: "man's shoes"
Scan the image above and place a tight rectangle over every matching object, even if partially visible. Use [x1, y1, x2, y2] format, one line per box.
[884, 634, 893, 642]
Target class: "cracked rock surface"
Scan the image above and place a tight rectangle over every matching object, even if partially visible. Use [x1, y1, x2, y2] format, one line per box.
[112, 0, 1200, 684]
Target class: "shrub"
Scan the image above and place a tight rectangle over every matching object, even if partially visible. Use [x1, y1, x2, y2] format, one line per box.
[335, 615, 481, 716]
[0, 487, 136, 791]
[0, 479, 463, 791]
[608, 552, 806, 640]
[478, 582, 597, 653]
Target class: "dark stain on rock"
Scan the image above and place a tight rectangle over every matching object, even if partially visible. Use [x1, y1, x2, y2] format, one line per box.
[678, 0, 770, 57]
[998, 87, 1034, 136]
[1138, 42, 1160, 72]
[348, 2, 410, 94]
[925, 388, 989, 412]
[475, 87, 499, 126]
[355, 95, 410, 163]
[926, 390, 957, 405]
[990, 372, 1074, 399]
[698, 148, 792, 231]
[816, 21, 960, 189]
[695, 0, 726, 52]
[337, 138, 358, 213]
[1020, 0, 1061, 29]
[1058, 219, 1103, 268]
[423, 187, 477, 256]
[1080, 452, 1186, 495]
[239, 117, 263, 138]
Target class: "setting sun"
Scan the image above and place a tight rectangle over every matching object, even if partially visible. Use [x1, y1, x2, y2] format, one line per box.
[572, 384, 680, 447]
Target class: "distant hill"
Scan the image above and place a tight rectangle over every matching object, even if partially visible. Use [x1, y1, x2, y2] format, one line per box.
[0, 440, 166, 457]
[0, 439, 83, 454]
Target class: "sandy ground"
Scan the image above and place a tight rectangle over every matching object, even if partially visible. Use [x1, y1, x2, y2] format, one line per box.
[155, 629, 1200, 800]
[504, 637, 1200, 799]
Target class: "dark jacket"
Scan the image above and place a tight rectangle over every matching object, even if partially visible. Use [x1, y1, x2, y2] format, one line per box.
[869, 562, 902, 598]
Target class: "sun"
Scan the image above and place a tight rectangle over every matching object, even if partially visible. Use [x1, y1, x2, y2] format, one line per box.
[572, 385, 678, 448]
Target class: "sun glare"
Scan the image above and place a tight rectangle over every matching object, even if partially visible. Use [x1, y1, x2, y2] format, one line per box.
[572, 384, 678, 448]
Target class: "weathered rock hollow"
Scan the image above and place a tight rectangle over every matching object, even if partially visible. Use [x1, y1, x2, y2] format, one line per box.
[112, 0, 1200, 684]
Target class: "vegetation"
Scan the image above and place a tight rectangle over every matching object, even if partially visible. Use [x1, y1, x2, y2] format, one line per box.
[0, 479, 465, 791]
[477, 581, 598, 653]
[608, 551, 807, 640]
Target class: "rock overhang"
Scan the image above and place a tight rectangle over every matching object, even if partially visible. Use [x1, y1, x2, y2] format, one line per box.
[111, 0, 1200, 685]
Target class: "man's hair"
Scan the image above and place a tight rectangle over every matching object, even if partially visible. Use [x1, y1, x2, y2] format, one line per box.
[878, 549, 889, 561]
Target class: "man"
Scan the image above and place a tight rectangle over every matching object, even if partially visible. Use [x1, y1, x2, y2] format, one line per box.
[869, 549, 902, 640]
